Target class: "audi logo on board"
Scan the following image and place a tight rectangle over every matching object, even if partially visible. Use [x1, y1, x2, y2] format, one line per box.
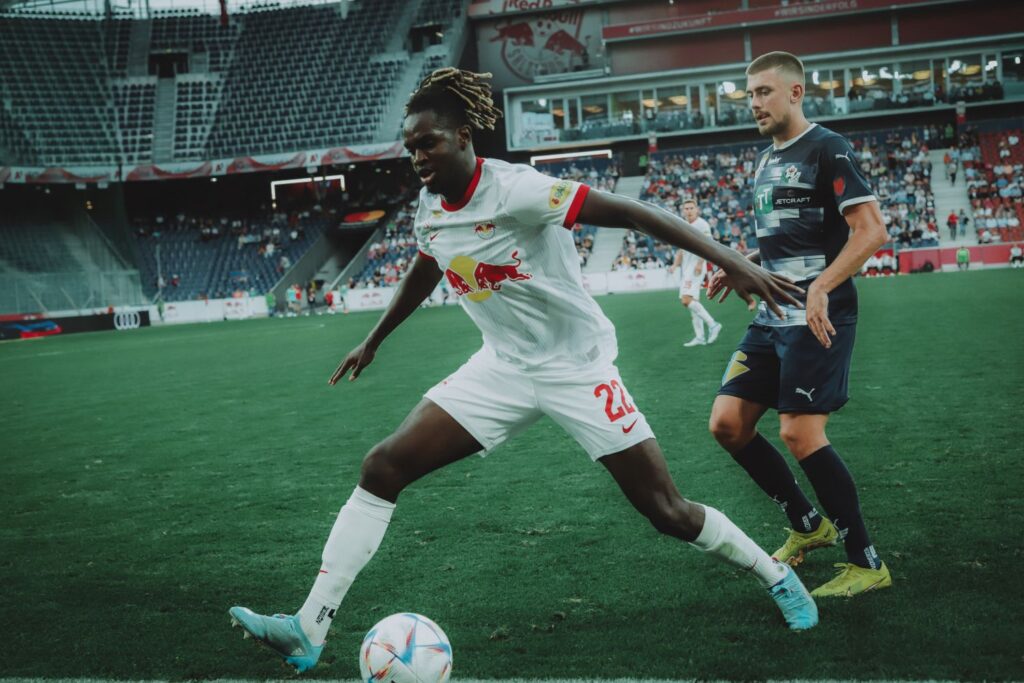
[113, 311, 142, 330]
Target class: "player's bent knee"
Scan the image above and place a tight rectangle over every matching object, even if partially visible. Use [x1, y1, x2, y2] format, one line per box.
[646, 497, 702, 542]
[778, 424, 826, 460]
[709, 412, 751, 451]
[359, 441, 411, 500]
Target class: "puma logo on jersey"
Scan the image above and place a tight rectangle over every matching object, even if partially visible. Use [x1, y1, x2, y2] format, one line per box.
[795, 387, 816, 402]
[835, 152, 852, 162]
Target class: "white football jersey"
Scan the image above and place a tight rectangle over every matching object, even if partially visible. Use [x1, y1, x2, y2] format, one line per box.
[415, 157, 617, 374]
[680, 216, 712, 277]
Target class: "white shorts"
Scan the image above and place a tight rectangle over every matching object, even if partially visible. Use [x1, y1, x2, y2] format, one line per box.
[424, 350, 656, 461]
[679, 275, 704, 299]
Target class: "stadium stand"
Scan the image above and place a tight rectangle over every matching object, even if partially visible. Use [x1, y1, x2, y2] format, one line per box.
[0, 16, 121, 165]
[205, 3, 406, 157]
[0, 196, 144, 312]
[617, 127, 941, 269]
[112, 79, 157, 165]
[133, 210, 327, 301]
[173, 77, 223, 160]
[969, 119, 1024, 243]
[150, 9, 241, 75]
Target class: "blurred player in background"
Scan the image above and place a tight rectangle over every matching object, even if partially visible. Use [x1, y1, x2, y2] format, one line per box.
[668, 199, 722, 347]
[708, 51, 892, 598]
[229, 68, 816, 673]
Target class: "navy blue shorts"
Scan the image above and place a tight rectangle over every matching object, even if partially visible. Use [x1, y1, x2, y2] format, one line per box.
[717, 322, 856, 414]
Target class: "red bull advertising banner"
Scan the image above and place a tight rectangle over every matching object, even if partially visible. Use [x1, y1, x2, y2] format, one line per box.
[476, 6, 605, 90]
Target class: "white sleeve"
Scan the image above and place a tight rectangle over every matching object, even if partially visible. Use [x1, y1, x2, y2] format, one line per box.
[506, 168, 590, 229]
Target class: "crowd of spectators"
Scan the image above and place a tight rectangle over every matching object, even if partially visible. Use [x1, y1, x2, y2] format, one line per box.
[134, 206, 323, 301]
[353, 199, 419, 289]
[616, 126, 945, 270]
[965, 122, 1024, 244]
[854, 127, 940, 248]
[617, 145, 760, 270]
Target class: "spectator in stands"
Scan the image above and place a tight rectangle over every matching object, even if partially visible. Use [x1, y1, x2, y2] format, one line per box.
[956, 245, 971, 270]
[948, 160, 958, 186]
[1010, 243, 1023, 268]
[958, 208, 970, 235]
[947, 210, 958, 240]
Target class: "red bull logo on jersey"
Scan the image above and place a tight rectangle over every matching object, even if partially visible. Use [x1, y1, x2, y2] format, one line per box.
[474, 223, 496, 239]
[444, 251, 532, 303]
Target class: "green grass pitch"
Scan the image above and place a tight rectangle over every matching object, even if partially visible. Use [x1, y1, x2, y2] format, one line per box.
[1, 270, 1022, 680]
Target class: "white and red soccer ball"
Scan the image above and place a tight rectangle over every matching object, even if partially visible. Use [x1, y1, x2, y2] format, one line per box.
[359, 612, 452, 682]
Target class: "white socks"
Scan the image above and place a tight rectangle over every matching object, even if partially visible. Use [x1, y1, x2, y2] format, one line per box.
[298, 487, 395, 644]
[691, 313, 705, 340]
[689, 505, 788, 588]
[688, 300, 716, 326]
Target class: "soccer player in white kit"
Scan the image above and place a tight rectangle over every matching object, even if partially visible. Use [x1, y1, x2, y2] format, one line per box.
[228, 69, 817, 674]
[668, 199, 722, 346]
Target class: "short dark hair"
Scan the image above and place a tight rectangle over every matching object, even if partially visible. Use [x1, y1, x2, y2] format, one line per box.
[746, 51, 805, 86]
[405, 68, 502, 132]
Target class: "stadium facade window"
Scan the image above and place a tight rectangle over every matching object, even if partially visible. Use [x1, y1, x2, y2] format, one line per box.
[806, 68, 840, 116]
[949, 54, 984, 98]
[717, 79, 749, 128]
[895, 59, 935, 107]
[611, 90, 640, 128]
[1002, 52, 1024, 98]
[581, 94, 609, 124]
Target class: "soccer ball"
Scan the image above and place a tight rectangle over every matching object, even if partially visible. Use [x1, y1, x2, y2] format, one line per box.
[359, 612, 453, 682]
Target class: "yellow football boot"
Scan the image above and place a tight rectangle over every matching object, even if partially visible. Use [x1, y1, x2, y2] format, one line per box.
[772, 517, 839, 567]
[811, 562, 893, 598]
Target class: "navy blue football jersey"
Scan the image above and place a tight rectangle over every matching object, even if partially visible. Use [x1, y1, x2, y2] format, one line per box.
[751, 124, 875, 326]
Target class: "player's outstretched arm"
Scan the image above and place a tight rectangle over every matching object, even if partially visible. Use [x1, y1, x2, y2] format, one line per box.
[804, 200, 888, 348]
[329, 253, 443, 385]
[707, 249, 760, 302]
[577, 189, 803, 318]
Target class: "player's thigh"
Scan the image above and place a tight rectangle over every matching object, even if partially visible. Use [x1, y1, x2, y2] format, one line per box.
[679, 282, 701, 302]
[536, 364, 655, 461]
[364, 398, 484, 488]
[716, 324, 780, 409]
[423, 349, 543, 454]
[776, 323, 856, 414]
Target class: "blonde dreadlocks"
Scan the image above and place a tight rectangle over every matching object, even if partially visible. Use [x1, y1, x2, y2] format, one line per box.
[405, 68, 503, 131]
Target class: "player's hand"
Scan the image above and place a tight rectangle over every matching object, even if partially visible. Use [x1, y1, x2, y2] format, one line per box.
[805, 283, 836, 349]
[328, 340, 377, 384]
[722, 257, 804, 319]
[706, 269, 732, 302]
[667, 264, 676, 274]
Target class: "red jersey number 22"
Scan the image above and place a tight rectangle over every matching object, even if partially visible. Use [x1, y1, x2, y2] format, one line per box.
[594, 380, 635, 422]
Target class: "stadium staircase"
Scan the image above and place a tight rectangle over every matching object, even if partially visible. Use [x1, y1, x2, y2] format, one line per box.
[583, 175, 644, 273]
[929, 148, 976, 246]
[152, 79, 177, 163]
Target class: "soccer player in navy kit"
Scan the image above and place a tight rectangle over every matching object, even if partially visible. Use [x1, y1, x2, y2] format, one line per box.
[707, 52, 893, 597]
